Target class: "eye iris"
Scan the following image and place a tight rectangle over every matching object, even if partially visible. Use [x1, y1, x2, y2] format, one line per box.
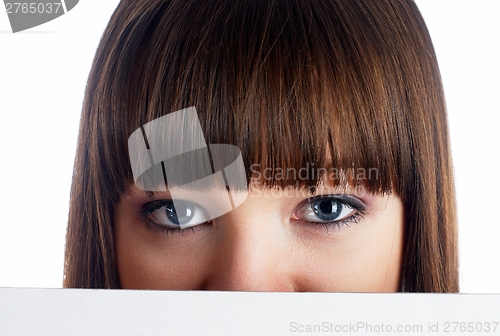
[165, 201, 194, 225]
[312, 199, 342, 221]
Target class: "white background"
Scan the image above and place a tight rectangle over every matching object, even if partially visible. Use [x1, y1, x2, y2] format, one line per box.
[0, 0, 498, 292]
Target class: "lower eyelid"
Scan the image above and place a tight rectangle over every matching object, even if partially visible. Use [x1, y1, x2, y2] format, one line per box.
[299, 211, 365, 233]
[144, 218, 177, 235]
[144, 217, 209, 237]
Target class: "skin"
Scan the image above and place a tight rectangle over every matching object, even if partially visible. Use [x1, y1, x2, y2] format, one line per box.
[114, 182, 404, 292]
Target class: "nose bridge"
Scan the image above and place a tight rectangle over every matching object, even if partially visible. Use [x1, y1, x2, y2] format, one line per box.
[203, 199, 294, 291]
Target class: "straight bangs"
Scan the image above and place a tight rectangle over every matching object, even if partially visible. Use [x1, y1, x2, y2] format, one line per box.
[95, 0, 436, 197]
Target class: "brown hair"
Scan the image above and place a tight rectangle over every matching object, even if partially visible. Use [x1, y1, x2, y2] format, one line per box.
[64, 0, 458, 292]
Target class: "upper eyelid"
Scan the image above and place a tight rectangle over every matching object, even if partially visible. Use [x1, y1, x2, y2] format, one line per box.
[138, 199, 174, 218]
[301, 194, 366, 211]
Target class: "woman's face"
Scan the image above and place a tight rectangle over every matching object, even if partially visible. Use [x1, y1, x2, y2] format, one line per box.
[114, 181, 404, 292]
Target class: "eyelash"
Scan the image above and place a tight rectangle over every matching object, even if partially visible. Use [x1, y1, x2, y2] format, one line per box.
[146, 219, 205, 236]
[301, 211, 364, 232]
[137, 195, 367, 236]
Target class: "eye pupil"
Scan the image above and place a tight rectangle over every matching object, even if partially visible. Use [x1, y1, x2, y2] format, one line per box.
[313, 199, 342, 221]
[165, 201, 194, 225]
[319, 200, 334, 213]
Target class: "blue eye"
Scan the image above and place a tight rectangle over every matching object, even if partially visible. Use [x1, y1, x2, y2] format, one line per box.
[141, 200, 210, 229]
[311, 198, 345, 221]
[295, 195, 366, 226]
[164, 201, 194, 225]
